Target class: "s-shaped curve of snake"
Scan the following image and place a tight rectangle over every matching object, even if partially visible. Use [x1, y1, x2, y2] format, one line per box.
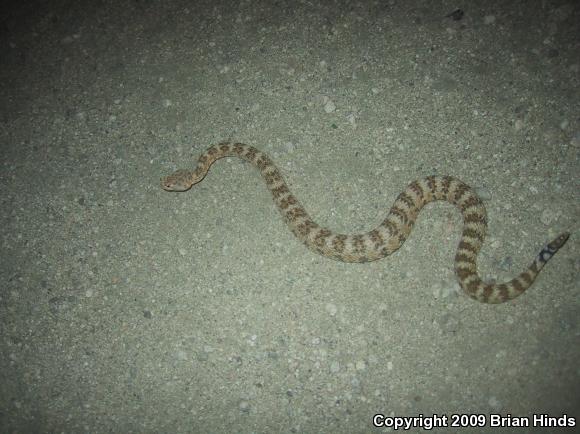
[161, 142, 569, 304]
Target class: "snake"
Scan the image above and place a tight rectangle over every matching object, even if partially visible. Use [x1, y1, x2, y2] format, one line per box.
[161, 141, 569, 304]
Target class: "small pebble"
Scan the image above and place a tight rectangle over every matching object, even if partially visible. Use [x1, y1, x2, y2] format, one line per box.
[484, 15, 496, 25]
[323, 97, 336, 113]
[239, 400, 250, 413]
[325, 302, 338, 316]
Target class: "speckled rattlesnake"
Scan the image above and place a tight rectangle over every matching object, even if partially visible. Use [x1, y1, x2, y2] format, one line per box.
[161, 142, 569, 304]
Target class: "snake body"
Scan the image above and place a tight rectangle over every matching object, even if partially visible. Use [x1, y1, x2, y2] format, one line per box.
[161, 142, 569, 304]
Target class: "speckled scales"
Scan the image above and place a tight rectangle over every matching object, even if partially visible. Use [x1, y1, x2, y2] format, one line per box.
[162, 142, 569, 304]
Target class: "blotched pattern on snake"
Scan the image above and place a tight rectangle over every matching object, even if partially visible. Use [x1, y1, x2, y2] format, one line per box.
[161, 142, 569, 304]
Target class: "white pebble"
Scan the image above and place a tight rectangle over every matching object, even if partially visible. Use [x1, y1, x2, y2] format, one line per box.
[540, 208, 559, 226]
[488, 396, 501, 409]
[484, 15, 496, 25]
[323, 98, 336, 113]
[346, 113, 356, 127]
[239, 400, 250, 412]
[325, 302, 338, 316]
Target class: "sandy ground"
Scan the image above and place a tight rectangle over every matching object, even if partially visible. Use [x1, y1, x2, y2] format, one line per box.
[0, 0, 578, 432]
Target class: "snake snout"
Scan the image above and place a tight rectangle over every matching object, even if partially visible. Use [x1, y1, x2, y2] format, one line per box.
[161, 177, 191, 192]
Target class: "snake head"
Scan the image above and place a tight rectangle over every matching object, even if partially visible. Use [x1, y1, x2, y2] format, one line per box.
[161, 169, 194, 191]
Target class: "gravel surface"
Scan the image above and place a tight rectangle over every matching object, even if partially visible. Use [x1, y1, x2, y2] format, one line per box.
[0, 0, 578, 432]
